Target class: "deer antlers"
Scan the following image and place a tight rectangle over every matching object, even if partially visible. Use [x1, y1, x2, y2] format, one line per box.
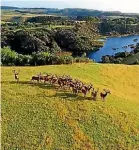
[12, 69, 20, 74]
[103, 89, 111, 94]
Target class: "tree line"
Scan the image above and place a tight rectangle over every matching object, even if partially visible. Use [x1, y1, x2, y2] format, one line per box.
[1, 47, 92, 66]
[99, 18, 139, 35]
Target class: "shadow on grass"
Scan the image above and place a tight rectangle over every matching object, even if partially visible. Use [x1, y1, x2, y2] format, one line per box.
[2, 81, 95, 101]
[54, 92, 92, 101]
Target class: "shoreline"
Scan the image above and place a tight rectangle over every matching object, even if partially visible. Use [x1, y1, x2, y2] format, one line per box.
[98, 33, 139, 40]
[105, 33, 139, 38]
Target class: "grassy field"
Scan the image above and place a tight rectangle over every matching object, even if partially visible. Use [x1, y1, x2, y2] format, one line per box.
[1, 10, 58, 23]
[1, 63, 139, 150]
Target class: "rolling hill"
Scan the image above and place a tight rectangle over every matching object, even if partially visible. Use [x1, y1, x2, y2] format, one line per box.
[1, 6, 19, 9]
[1, 63, 139, 149]
[1, 6, 139, 17]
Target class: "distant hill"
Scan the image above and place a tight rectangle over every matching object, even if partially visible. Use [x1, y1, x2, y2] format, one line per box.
[1, 6, 139, 17]
[1, 6, 19, 9]
[56, 8, 122, 17]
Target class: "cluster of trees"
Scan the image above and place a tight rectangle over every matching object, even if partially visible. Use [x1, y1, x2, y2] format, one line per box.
[25, 15, 78, 26]
[26, 16, 65, 23]
[1, 47, 92, 66]
[1, 22, 99, 56]
[76, 16, 100, 22]
[99, 18, 139, 35]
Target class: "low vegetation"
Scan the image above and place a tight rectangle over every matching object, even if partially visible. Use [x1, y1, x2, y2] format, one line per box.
[1, 47, 92, 66]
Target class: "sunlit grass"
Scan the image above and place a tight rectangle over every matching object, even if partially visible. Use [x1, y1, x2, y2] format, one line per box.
[1, 63, 139, 149]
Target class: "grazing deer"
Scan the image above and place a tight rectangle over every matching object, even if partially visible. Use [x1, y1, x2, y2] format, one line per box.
[91, 88, 99, 100]
[100, 89, 111, 100]
[31, 76, 40, 83]
[12, 70, 20, 83]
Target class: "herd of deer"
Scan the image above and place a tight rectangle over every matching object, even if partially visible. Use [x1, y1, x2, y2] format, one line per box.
[12, 70, 111, 100]
[31, 73, 111, 100]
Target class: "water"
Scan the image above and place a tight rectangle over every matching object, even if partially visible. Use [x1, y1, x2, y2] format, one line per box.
[87, 35, 139, 62]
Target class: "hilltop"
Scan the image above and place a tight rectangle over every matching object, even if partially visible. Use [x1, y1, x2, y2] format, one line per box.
[2, 63, 139, 149]
[1, 6, 139, 17]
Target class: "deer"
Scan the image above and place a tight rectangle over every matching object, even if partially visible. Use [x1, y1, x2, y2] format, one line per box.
[81, 84, 93, 97]
[37, 72, 46, 82]
[72, 85, 79, 95]
[51, 74, 58, 85]
[83, 84, 93, 91]
[91, 88, 99, 100]
[31, 76, 40, 83]
[57, 78, 64, 89]
[100, 89, 111, 100]
[12, 70, 20, 83]
[44, 73, 52, 84]
[31, 72, 43, 83]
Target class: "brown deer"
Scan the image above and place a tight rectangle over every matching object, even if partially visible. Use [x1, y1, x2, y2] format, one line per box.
[100, 89, 111, 100]
[91, 88, 99, 100]
[44, 74, 51, 84]
[51, 75, 58, 85]
[81, 84, 93, 97]
[31, 72, 44, 83]
[31, 76, 40, 83]
[12, 70, 20, 83]
[38, 72, 46, 82]
[57, 78, 64, 89]
[72, 85, 79, 95]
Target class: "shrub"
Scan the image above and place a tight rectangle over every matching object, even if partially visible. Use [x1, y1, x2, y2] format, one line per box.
[74, 56, 92, 63]
[1, 47, 91, 66]
[133, 59, 139, 65]
[1, 47, 17, 65]
[16, 54, 32, 66]
[101, 56, 111, 63]
[113, 58, 123, 64]
[31, 52, 51, 65]
[15, 54, 24, 65]
[23, 55, 32, 65]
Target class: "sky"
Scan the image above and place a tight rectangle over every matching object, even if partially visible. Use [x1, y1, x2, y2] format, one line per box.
[1, 0, 139, 13]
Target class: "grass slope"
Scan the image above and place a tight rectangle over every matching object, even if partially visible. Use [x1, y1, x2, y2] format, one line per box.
[2, 63, 139, 150]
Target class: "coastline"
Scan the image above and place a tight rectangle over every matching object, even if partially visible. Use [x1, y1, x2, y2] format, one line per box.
[98, 33, 139, 40]
[105, 33, 139, 38]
